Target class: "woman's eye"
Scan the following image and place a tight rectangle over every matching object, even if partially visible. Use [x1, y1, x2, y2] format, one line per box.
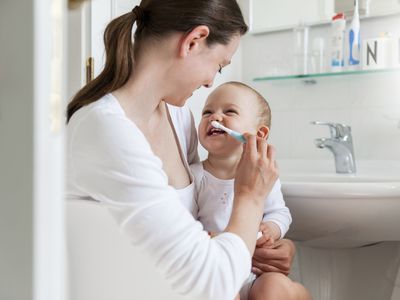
[218, 65, 222, 74]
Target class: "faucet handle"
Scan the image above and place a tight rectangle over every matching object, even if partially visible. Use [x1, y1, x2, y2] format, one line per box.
[311, 121, 351, 138]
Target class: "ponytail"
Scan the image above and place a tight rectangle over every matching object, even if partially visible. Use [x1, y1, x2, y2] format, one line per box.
[67, 9, 139, 122]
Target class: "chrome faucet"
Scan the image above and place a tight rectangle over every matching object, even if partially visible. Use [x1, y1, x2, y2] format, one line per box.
[312, 121, 356, 174]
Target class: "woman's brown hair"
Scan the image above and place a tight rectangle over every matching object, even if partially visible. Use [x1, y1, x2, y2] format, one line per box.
[67, 0, 248, 122]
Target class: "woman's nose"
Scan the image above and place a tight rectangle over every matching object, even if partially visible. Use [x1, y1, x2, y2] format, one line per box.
[203, 78, 214, 89]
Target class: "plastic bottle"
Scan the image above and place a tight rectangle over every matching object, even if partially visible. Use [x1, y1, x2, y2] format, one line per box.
[312, 37, 325, 73]
[293, 22, 309, 75]
[330, 13, 346, 72]
[348, 0, 361, 68]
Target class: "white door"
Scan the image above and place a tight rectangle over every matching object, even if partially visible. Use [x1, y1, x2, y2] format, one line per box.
[90, 0, 139, 77]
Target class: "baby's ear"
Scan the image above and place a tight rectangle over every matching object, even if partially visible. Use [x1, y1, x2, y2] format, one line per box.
[257, 125, 269, 140]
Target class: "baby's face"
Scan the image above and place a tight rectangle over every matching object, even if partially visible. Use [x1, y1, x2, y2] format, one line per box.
[198, 85, 260, 155]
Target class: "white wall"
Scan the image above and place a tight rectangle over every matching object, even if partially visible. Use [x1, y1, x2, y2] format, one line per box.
[0, 1, 34, 299]
[241, 15, 400, 161]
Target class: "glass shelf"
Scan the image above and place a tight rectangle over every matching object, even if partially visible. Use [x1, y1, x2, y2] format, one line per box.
[253, 67, 400, 82]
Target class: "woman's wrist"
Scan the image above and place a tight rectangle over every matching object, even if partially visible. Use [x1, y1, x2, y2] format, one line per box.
[225, 194, 264, 254]
[234, 191, 265, 208]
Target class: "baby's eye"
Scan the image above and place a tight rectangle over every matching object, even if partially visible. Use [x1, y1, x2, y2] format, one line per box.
[202, 110, 212, 117]
[225, 109, 238, 115]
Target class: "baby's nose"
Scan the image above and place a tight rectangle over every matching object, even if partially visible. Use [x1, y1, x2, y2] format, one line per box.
[209, 113, 223, 122]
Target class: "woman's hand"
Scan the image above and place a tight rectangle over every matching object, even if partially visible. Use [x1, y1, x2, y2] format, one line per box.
[252, 239, 296, 276]
[234, 134, 278, 205]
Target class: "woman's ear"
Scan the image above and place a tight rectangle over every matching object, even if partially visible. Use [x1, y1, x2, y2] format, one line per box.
[179, 25, 210, 58]
[256, 125, 270, 140]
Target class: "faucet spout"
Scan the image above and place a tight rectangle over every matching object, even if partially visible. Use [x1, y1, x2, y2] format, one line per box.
[314, 138, 327, 149]
[312, 122, 356, 174]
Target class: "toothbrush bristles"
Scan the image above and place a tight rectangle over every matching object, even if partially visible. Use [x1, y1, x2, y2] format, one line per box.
[211, 121, 220, 128]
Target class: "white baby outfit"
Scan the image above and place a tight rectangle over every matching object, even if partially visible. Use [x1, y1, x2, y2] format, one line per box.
[190, 162, 292, 299]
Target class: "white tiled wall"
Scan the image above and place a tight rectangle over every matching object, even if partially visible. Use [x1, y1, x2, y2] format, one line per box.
[242, 14, 400, 160]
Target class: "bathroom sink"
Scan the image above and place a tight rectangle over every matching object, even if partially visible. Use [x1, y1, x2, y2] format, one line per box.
[278, 160, 400, 248]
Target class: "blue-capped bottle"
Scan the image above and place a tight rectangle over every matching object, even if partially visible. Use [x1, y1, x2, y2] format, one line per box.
[331, 13, 346, 72]
[348, 0, 361, 69]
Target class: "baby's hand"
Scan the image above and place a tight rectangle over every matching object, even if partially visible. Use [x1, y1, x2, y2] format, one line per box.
[256, 224, 275, 248]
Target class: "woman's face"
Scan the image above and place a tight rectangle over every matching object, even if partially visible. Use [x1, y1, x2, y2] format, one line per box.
[165, 34, 241, 106]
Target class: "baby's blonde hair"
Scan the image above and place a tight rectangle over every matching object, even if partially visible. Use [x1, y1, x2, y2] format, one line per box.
[220, 81, 271, 128]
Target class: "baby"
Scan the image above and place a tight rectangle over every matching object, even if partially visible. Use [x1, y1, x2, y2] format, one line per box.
[191, 81, 292, 300]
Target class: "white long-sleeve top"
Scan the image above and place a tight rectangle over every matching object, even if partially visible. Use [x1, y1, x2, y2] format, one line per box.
[190, 163, 292, 238]
[66, 94, 251, 300]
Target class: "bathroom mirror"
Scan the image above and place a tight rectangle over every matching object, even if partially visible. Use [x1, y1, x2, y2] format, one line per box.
[250, 0, 400, 33]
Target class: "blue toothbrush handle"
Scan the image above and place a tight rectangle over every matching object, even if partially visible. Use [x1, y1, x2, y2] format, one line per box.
[231, 132, 246, 143]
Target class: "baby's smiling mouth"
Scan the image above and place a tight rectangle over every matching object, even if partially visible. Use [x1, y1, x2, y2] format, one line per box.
[207, 127, 226, 136]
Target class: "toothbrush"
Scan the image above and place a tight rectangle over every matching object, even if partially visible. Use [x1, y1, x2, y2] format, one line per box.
[211, 121, 246, 143]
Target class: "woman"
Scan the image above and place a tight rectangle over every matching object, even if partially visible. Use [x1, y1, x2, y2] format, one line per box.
[67, 1, 310, 299]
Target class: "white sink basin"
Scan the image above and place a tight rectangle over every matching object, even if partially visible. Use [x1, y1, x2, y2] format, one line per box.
[279, 160, 400, 248]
